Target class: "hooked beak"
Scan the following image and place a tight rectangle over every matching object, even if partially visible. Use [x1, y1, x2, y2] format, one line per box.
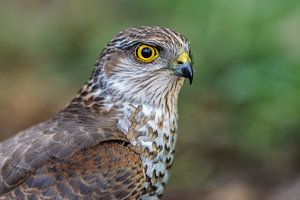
[175, 51, 193, 85]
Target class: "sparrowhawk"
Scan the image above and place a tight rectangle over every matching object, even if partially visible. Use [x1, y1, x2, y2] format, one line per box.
[0, 26, 193, 200]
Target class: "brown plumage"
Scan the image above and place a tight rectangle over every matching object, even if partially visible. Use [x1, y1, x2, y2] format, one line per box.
[0, 26, 193, 199]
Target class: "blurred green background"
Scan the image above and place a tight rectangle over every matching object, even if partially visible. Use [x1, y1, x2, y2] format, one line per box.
[0, 0, 300, 199]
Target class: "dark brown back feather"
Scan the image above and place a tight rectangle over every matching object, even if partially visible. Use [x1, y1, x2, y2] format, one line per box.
[1, 142, 145, 199]
[0, 103, 130, 196]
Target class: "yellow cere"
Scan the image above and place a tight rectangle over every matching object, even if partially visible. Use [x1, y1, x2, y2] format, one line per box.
[135, 44, 159, 63]
[177, 51, 191, 64]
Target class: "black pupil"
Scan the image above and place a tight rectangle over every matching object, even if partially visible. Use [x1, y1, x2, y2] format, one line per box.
[141, 47, 153, 58]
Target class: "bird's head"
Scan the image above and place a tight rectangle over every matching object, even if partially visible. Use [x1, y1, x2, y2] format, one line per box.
[90, 26, 193, 108]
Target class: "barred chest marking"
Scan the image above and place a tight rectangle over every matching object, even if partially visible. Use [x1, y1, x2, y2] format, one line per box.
[117, 103, 178, 199]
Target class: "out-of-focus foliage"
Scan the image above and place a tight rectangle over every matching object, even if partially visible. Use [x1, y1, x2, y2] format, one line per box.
[0, 0, 300, 199]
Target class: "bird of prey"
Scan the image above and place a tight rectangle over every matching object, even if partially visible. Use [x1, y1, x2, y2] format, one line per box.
[0, 26, 193, 200]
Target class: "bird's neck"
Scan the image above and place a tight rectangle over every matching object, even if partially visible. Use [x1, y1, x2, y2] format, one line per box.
[71, 72, 184, 114]
[71, 80, 180, 129]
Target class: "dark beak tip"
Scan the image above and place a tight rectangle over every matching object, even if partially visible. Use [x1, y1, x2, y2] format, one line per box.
[175, 61, 193, 85]
[189, 76, 193, 85]
[187, 69, 193, 85]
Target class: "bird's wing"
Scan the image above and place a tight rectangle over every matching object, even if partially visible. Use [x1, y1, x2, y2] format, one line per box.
[0, 105, 145, 198]
[1, 142, 145, 200]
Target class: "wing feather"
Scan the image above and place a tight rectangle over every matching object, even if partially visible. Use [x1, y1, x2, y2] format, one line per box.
[0, 104, 134, 197]
[1, 142, 145, 200]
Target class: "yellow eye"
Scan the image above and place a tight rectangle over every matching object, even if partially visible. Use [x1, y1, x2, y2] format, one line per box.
[135, 44, 159, 63]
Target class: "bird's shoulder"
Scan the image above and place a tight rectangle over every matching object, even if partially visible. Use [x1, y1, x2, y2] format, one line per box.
[1, 142, 145, 199]
[0, 104, 131, 195]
